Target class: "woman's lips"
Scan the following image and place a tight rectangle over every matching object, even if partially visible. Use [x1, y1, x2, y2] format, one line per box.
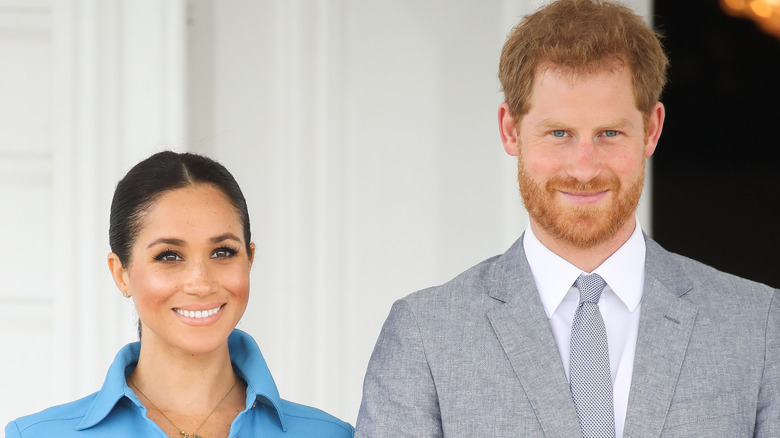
[172, 304, 225, 324]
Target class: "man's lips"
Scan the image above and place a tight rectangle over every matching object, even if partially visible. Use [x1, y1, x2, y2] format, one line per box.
[559, 189, 610, 204]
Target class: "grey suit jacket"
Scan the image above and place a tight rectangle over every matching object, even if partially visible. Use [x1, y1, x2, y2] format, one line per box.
[356, 235, 779, 437]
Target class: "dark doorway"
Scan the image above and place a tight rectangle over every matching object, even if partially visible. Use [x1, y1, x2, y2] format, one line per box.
[651, 0, 780, 288]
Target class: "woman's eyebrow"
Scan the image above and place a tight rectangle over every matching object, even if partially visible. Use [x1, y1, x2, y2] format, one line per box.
[146, 237, 185, 249]
[145, 234, 241, 249]
[210, 233, 242, 244]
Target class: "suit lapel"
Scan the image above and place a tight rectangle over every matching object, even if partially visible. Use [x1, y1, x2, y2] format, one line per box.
[487, 237, 582, 438]
[623, 237, 698, 437]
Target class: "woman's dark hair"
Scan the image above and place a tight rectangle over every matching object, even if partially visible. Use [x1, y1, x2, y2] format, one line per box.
[109, 151, 252, 265]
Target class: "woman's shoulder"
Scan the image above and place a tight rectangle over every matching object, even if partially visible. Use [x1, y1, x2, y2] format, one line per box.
[277, 399, 355, 437]
[5, 392, 98, 437]
[229, 330, 353, 436]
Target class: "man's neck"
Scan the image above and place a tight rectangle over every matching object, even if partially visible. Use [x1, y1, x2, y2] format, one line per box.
[530, 217, 637, 273]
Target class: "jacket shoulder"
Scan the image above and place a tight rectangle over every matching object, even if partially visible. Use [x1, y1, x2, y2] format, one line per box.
[278, 399, 354, 437]
[6, 392, 97, 436]
[647, 237, 777, 305]
[682, 254, 773, 290]
[403, 253, 503, 305]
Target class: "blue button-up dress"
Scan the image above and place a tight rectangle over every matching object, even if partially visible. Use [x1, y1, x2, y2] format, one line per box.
[5, 330, 354, 437]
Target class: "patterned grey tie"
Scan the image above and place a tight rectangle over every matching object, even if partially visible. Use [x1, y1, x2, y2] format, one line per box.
[569, 273, 615, 438]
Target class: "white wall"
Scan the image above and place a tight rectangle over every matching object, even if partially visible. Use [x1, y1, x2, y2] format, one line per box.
[0, 0, 189, 423]
[1, 0, 653, 426]
[196, 0, 539, 423]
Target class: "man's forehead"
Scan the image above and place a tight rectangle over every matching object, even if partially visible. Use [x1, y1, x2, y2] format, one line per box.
[535, 59, 629, 83]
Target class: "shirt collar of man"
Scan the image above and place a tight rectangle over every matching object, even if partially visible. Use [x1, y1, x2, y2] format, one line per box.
[523, 218, 646, 319]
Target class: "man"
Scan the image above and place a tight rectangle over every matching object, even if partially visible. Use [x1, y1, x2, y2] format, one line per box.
[355, 1, 779, 437]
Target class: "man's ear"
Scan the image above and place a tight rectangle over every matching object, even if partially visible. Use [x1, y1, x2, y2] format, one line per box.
[644, 102, 665, 158]
[107, 253, 130, 298]
[498, 102, 520, 156]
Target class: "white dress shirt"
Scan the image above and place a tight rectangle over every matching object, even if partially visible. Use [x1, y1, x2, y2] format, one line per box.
[523, 220, 646, 438]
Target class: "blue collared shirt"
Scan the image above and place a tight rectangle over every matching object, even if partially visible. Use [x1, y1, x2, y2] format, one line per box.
[5, 330, 354, 437]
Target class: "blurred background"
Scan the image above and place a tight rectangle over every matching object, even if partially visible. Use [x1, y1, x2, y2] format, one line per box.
[1, 0, 777, 426]
[652, 0, 780, 292]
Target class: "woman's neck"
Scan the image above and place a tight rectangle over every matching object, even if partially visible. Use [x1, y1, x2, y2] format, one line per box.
[129, 334, 239, 413]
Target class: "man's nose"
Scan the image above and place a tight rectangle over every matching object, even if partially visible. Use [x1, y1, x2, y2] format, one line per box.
[566, 138, 602, 183]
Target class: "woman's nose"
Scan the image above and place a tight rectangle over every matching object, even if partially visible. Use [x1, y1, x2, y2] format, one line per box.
[183, 260, 217, 296]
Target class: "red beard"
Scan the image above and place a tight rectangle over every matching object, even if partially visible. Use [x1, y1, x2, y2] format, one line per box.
[517, 152, 645, 249]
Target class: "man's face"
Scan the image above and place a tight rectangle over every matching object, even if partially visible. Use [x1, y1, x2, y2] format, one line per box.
[501, 64, 663, 249]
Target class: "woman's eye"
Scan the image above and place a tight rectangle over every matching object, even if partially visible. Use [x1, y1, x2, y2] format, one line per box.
[603, 130, 619, 137]
[211, 247, 237, 259]
[551, 130, 567, 138]
[155, 251, 182, 262]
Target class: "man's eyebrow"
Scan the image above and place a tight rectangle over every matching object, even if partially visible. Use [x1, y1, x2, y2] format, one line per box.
[596, 119, 635, 131]
[536, 118, 637, 130]
[537, 119, 570, 129]
[146, 238, 185, 249]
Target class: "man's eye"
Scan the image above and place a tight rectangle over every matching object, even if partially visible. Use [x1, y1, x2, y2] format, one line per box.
[603, 130, 619, 137]
[552, 130, 566, 138]
[155, 251, 182, 262]
[211, 247, 237, 259]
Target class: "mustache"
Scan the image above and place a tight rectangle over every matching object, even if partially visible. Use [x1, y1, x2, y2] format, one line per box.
[545, 175, 620, 193]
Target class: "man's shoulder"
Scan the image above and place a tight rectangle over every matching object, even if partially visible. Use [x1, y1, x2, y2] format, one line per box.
[647, 237, 777, 305]
[5, 392, 98, 436]
[399, 244, 521, 315]
[277, 399, 354, 437]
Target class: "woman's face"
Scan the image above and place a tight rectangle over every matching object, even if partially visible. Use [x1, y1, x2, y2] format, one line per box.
[108, 184, 254, 355]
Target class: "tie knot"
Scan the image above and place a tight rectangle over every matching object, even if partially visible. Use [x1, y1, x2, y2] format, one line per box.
[575, 273, 606, 304]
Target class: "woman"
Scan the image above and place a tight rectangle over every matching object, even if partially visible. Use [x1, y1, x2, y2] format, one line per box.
[5, 151, 354, 437]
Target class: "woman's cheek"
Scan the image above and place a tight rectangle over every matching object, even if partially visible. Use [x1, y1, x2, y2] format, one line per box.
[130, 267, 179, 300]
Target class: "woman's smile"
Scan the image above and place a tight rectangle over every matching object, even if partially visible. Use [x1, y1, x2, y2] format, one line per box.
[173, 303, 226, 325]
[115, 183, 253, 355]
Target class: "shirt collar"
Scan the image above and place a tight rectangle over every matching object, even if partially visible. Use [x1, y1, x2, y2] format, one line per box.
[228, 329, 287, 431]
[523, 218, 646, 318]
[76, 340, 139, 430]
[77, 329, 286, 431]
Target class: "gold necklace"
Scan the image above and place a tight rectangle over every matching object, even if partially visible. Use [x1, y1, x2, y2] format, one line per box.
[129, 376, 238, 438]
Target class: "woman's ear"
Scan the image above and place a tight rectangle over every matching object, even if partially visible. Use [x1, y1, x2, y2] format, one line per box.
[107, 253, 131, 298]
[248, 243, 256, 268]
